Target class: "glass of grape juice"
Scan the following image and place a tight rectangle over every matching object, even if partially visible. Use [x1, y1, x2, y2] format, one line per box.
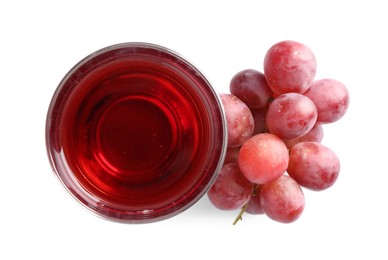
[46, 43, 227, 223]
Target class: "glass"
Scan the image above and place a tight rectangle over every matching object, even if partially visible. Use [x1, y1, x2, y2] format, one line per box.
[46, 42, 227, 223]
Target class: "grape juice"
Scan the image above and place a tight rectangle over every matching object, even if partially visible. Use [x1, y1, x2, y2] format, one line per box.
[46, 44, 226, 222]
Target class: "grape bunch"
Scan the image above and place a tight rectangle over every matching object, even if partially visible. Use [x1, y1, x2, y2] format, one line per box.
[207, 40, 350, 224]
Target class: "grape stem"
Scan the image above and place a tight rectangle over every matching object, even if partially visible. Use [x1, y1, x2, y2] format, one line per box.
[233, 184, 257, 225]
[233, 204, 247, 225]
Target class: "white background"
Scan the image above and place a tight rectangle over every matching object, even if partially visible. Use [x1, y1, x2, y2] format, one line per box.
[1, 0, 387, 259]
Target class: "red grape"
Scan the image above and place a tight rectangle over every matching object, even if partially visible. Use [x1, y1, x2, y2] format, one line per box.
[251, 106, 268, 135]
[288, 142, 340, 191]
[264, 40, 317, 94]
[207, 163, 253, 210]
[224, 147, 240, 164]
[220, 93, 254, 148]
[304, 79, 350, 124]
[245, 185, 264, 215]
[230, 69, 273, 109]
[260, 175, 305, 223]
[238, 133, 289, 184]
[283, 124, 324, 149]
[266, 93, 318, 139]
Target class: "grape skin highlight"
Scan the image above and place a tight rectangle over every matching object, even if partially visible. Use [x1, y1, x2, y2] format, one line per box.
[238, 133, 289, 184]
[288, 142, 340, 191]
[304, 79, 350, 124]
[260, 175, 305, 223]
[230, 69, 273, 109]
[266, 93, 318, 139]
[264, 40, 317, 94]
[207, 163, 253, 211]
[220, 93, 254, 148]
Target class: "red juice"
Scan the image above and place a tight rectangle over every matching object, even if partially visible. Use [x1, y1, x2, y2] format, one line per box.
[46, 43, 226, 223]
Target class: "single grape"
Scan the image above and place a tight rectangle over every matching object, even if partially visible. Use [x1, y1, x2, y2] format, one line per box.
[220, 93, 254, 148]
[304, 79, 350, 124]
[245, 185, 264, 215]
[260, 175, 305, 223]
[207, 163, 253, 211]
[238, 133, 289, 184]
[283, 124, 324, 149]
[266, 93, 318, 139]
[251, 106, 268, 135]
[264, 40, 317, 94]
[288, 142, 340, 191]
[230, 69, 273, 109]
